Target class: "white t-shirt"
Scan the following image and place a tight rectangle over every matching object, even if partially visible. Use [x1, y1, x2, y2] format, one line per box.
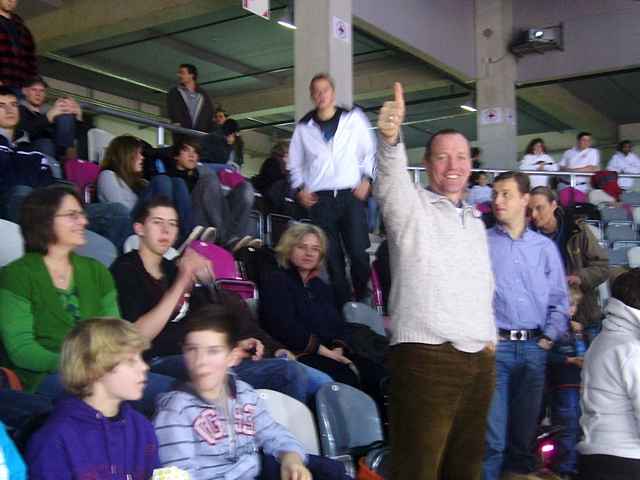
[519, 153, 559, 188]
[559, 147, 600, 192]
[607, 152, 640, 190]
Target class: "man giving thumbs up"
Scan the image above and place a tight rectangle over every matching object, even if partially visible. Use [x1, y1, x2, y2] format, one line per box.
[374, 82, 497, 480]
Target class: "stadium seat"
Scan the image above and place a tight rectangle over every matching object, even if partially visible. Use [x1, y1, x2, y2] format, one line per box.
[596, 280, 611, 309]
[600, 205, 630, 224]
[87, 128, 116, 163]
[0, 220, 24, 268]
[342, 302, 386, 337]
[608, 247, 629, 267]
[315, 383, 384, 458]
[608, 241, 640, 267]
[633, 207, 640, 229]
[605, 222, 636, 244]
[621, 191, 640, 205]
[256, 389, 320, 455]
[215, 278, 257, 300]
[266, 213, 294, 247]
[248, 210, 264, 242]
[75, 230, 118, 267]
[628, 246, 640, 268]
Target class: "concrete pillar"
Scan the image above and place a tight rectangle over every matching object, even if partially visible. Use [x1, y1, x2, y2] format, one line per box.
[475, 0, 518, 169]
[294, 0, 353, 119]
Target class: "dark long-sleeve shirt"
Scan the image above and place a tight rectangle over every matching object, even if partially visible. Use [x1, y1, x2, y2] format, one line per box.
[110, 251, 285, 358]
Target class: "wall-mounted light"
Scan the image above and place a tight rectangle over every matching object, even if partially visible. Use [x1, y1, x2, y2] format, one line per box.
[277, 2, 296, 29]
[460, 100, 477, 112]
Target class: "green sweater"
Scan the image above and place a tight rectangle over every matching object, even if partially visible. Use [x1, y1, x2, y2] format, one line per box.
[0, 253, 119, 392]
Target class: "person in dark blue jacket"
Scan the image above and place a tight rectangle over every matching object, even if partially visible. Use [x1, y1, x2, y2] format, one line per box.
[0, 86, 54, 221]
[259, 223, 387, 399]
[548, 286, 587, 479]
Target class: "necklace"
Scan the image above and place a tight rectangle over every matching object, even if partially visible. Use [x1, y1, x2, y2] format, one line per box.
[45, 259, 72, 287]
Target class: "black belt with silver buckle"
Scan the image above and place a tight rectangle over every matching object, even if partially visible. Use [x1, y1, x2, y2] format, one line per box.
[315, 188, 351, 198]
[498, 328, 542, 341]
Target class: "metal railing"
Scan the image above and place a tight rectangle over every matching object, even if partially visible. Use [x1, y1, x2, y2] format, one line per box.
[81, 103, 208, 146]
[407, 167, 640, 187]
[77, 100, 640, 189]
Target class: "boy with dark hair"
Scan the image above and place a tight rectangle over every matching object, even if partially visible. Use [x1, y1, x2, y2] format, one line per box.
[0, 85, 54, 220]
[167, 138, 258, 251]
[153, 304, 311, 480]
[110, 197, 318, 403]
[578, 268, 640, 479]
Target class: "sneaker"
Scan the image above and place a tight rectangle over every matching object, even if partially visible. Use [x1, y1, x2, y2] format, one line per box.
[225, 235, 253, 253]
[247, 238, 263, 249]
[176, 225, 204, 255]
[200, 226, 217, 244]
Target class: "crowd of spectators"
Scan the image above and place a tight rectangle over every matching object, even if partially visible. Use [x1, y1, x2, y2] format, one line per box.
[3, 1, 640, 478]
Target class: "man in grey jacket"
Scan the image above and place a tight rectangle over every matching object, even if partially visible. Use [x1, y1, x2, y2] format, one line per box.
[375, 83, 496, 479]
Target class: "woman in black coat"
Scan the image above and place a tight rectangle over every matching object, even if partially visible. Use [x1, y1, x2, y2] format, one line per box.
[259, 223, 386, 396]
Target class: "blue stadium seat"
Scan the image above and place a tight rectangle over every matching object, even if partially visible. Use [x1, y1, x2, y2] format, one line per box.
[315, 383, 384, 458]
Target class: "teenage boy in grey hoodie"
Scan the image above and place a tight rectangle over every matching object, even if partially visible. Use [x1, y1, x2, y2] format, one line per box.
[153, 303, 311, 480]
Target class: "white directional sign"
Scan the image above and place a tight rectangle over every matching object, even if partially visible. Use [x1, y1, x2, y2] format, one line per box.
[242, 0, 270, 19]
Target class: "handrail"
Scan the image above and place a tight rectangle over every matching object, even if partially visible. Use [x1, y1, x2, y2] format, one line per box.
[406, 166, 640, 187]
[79, 103, 208, 146]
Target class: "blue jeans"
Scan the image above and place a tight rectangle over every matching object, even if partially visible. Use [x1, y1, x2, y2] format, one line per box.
[150, 355, 327, 403]
[85, 201, 133, 252]
[1, 185, 34, 222]
[141, 175, 193, 239]
[0, 389, 52, 433]
[367, 197, 380, 233]
[29, 113, 75, 159]
[35, 371, 175, 418]
[483, 340, 548, 480]
[550, 387, 581, 475]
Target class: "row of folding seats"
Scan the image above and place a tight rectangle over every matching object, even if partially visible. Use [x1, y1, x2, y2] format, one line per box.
[259, 382, 389, 478]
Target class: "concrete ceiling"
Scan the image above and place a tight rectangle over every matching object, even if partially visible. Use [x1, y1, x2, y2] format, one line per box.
[19, 0, 640, 149]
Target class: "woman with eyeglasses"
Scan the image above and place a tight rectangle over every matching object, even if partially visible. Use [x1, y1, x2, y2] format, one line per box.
[0, 186, 120, 398]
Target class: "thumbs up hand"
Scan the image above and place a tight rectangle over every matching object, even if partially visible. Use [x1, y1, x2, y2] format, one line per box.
[378, 82, 405, 145]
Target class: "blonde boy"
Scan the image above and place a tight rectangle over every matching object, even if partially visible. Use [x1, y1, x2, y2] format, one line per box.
[26, 318, 160, 479]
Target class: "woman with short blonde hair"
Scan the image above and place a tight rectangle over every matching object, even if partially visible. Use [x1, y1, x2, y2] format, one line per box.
[260, 222, 387, 399]
[275, 222, 327, 269]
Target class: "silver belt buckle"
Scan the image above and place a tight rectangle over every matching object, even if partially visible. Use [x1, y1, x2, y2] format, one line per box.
[333, 189, 338, 198]
[510, 329, 528, 341]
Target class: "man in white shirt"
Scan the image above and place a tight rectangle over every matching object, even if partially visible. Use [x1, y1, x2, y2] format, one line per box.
[559, 132, 600, 193]
[607, 140, 640, 191]
[288, 73, 376, 307]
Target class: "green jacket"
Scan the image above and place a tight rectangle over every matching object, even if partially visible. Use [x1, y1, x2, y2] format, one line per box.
[565, 220, 609, 327]
[0, 253, 119, 392]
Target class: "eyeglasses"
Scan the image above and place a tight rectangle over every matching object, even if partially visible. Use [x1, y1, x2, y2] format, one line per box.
[55, 210, 87, 221]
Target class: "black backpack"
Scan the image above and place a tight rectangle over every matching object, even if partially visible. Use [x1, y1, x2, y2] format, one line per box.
[568, 202, 601, 222]
[234, 246, 279, 290]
